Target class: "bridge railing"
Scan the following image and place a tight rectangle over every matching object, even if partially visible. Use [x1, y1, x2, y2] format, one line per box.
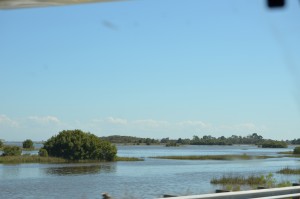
[158, 185, 300, 199]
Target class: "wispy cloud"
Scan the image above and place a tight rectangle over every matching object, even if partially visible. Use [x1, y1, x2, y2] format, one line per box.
[132, 119, 169, 128]
[28, 116, 60, 124]
[0, 114, 18, 127]
[106, 117, 128, 125]
[177, 120, 211, 128]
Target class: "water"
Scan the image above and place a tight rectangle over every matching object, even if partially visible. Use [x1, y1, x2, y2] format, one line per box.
[1, 145, 300, 199]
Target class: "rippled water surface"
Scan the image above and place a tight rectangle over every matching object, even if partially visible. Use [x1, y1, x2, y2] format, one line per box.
[1, 145, 300, 199]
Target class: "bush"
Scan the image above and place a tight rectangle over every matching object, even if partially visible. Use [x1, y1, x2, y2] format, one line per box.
[294, 146, 300, 154]
[261, 140, 288, 148]
[38, 148, 48, 157]
[42, 129, 117, 161]
[0, 140, 3, 149]
[23, 139, 34, 149]
[2, 145, 22, 156]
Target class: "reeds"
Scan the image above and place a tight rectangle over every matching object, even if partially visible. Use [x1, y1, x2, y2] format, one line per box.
[0, 155, 67, 164]
[0, 155, 143, 164]
[277, 167, 300, 175]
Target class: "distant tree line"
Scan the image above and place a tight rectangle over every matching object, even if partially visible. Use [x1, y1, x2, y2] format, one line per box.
[291, 138, 300, 145]
[101, 135, 160, 145]
[101, 133, 291, 148]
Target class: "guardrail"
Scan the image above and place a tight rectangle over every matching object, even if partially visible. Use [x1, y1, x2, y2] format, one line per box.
[158, 185, 300, 199]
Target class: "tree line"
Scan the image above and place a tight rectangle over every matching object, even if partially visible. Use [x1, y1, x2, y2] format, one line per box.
[101, 133, 292, 148]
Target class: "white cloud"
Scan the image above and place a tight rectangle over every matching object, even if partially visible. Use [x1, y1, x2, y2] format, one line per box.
[132, 119, 169, 128]
[28, 116, 60, 124]
[106, 117, 128, 125]
[219, 122, 262, 132]
[177, 120, 210, 128]
[0, 114, 18, 127]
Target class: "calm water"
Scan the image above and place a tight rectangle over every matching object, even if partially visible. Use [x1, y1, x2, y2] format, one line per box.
[1, 145, 300, 199]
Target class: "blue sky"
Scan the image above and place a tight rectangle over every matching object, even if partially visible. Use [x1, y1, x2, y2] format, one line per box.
[0, 0, 300, 141]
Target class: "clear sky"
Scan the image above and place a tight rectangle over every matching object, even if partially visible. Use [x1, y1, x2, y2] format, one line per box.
[0, 0, 300, 141]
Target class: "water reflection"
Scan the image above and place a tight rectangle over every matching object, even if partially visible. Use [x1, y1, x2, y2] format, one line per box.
[44, 163, 116, 176]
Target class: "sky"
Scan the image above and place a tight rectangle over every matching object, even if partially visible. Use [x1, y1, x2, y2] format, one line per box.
[0, 0, 300, 141]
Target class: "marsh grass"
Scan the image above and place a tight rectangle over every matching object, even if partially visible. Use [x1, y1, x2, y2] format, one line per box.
[0, 155, 67, 164]
[115, 156, 144, 161]
[0, 155, 143, 164]
[151, 154, 275, 160]
[277, 151, 300, 158]
[211, 175, 267, 186]
[211, 173, 293, 189]
[277, 167, 300, 175]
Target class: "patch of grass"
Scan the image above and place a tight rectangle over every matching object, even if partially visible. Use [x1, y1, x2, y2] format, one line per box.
[150, 154, 275, 160]
[277, 167, 300, 175]
[0, 155, 143, 164]
[0, 155, 67, 164]
[115, 156, 144, 161]
[277, 152, 300, 158]
[211, 175, 267, 186]
[211, 173, 292, 189]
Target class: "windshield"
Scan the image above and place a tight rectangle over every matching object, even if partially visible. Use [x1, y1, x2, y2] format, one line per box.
[0, 0, 300, 198]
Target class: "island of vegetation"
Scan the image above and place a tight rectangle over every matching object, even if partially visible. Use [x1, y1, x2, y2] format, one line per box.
[0, 129, 142, 164]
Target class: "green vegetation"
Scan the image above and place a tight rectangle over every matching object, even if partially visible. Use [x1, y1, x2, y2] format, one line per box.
[2, 145, 22, 156]
[277, 167, 300, 175]
[101, 135, 160, 145]
[165, 142, 179, 147]
[38, 148, 48, 157]
[294, 146, 300, 154]
[151, 154, 275, 160]
[211, 173, 288, 188]
[42, 129, 117, 161]
[0, 155, 67, 163]
[115, 156, 144, 161]
[0, 154, 142, 164]
[0, 140, 3, 149]
[101, 133, 297, 147]
[191, 133, 264, 145]
[260, 140, 288, 148]
[22, 139, 34, 149]
[291, 138, 300, 145]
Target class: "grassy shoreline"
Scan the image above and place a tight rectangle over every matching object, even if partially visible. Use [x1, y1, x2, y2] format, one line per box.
[150, 154, 277, 160]
[210, 173, 293, 189]
[277, 167, 300, 175]
[0, 155, 143, 164]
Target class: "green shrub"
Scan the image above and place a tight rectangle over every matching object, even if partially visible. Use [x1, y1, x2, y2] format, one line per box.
[261, 140, 288, 148]
[38, 148, 48, 157]
[23, 139, 34, 149]
[2, 145, 22, 156]
[42, 129, 117, 161]
[0, 140, 3, 149]
[294, 146, 300, 154]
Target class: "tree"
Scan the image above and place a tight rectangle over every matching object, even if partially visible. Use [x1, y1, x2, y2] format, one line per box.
[294, 146, 300, 154]
[261, 140, 288, 148]
[42, 129, 117, 161]
[0, 140, 3, 148]
[38, 148, 48, 157]
[2, 145, 22, 156]
[23, 139, 34, 149]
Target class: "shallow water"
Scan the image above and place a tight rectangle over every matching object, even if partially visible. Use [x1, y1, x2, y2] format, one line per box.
[1, 145, 299, 199]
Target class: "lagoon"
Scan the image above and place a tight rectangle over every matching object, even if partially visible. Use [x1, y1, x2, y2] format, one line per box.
[1, 145, 300, 199]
